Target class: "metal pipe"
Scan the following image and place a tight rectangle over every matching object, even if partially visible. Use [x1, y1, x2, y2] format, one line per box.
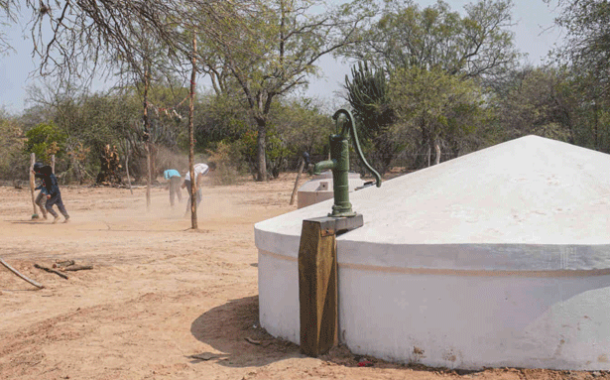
[313, 159, 336, 175]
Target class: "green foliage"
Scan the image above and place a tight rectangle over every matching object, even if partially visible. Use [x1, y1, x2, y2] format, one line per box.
[553, 0, 610, 81]
[342, 0, 518, 80]
[237, 129, 291, 179]
[492, 66, 577, 142]
[0, 113, 26, 181]
[270, 97, 334, 157]
[390, 66, 491, 167]
[193, 93, 251, 152]
[24, 122, 67, 163]
[545, 1, 610, 153]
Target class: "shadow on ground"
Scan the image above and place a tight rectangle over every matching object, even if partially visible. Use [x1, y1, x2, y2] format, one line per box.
[189, 295, 490, 375]
[190, 295, 303, 368]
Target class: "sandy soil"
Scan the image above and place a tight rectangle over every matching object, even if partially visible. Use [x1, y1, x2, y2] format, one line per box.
[0, 174, 606, 380]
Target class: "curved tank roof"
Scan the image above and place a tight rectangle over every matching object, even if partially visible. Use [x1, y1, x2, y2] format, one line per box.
[255, 135, 610, 271]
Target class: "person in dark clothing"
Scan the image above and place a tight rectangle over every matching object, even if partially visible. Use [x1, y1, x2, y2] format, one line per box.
[302, 151, 311, 167]
[34, 163, 70, 223]
[302, 151, 313, 174]
[32, 163, 48, 220]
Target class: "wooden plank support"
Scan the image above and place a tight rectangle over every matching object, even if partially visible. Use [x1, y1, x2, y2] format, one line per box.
[298, 214, 363, 357]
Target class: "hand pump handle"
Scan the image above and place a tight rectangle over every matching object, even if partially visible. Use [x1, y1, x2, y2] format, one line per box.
[333, 109, 382, 187]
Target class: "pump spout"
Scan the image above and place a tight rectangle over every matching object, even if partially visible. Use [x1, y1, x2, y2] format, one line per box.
[313, 159, 336, 175]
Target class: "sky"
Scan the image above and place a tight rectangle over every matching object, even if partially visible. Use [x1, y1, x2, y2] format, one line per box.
[0, 0, 566, 114]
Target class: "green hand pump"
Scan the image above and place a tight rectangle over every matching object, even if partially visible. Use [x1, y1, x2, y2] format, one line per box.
[313, 109, 382, 217]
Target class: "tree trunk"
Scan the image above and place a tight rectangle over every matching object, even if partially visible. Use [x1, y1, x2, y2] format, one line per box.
[256, 119, 267, 181]
[188, 31, 198, 229]
[594, 100, 599, 149]
[426, 145, 431, 167]
[143, 68, 151, 212]
[434, 139, 441, 165]
[150, 144, 158, 183]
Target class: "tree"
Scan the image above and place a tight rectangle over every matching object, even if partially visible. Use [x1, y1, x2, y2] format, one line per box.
[341, 0, 518, 82]
[390, 66, 490, 167]
[492, 65, 577, 143]
[0, 110, 24, 182]
[187, 31, 198, 229]
[0, 0, 18, 54]
[198, 0, 376, 181]
[22, 1, 254, 82]
[546, 0, 610, 153]
[271, 97, 335, 158]
[24, 121, 66, 162]
[550, 0, 610, 90]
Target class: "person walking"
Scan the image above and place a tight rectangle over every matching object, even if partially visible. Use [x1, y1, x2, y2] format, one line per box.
[34, 163, 70, 223]
[163, 169, 182, 207]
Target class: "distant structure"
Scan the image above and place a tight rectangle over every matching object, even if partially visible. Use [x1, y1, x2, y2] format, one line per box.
[297, 171, 365, 209]
[255, 135, 610, 370]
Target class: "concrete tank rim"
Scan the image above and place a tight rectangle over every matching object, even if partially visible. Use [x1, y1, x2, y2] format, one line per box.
[254, 227, 610, 272]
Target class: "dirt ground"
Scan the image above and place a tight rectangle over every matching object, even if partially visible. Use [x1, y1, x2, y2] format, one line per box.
[0, 174, 606, 380]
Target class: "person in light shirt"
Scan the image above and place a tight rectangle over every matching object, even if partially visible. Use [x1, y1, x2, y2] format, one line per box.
[181, 162, 215, 216]
[163, 169, 182, 207]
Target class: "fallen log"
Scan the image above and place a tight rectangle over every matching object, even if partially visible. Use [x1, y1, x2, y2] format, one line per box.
[34, 264, 69, 280]
[62, 265, 93, 272]
[0, 258, 45, 289]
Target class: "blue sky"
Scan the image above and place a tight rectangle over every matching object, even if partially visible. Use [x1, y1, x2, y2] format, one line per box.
[0, 0, 565, 113]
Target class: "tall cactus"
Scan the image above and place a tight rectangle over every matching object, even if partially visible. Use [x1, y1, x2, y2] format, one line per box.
[345, 61, 394, 140]
[345, 62, 397, 175]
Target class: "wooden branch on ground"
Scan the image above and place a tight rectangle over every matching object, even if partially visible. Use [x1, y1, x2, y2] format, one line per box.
[0, 258, 45, 289]
[62, 265, 93, 272]
[53, 260, 75, 268]
[245, 337, 261, 345]
[34, 264, 69, 280]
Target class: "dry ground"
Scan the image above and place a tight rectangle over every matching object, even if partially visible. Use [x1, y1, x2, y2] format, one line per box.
[0, 174, 605, 380]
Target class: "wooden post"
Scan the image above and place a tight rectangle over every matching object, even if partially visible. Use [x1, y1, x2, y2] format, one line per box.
[298, 220, 337, 357]
[298, 215, 363, 357]
[51, 154, 55, 173]
[29, 153, 38, 218]
[289, 158, 305, 206]
[188, 30, 198, 229]
[145, 135, 151, 211]
[143, 67, 152, 211]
